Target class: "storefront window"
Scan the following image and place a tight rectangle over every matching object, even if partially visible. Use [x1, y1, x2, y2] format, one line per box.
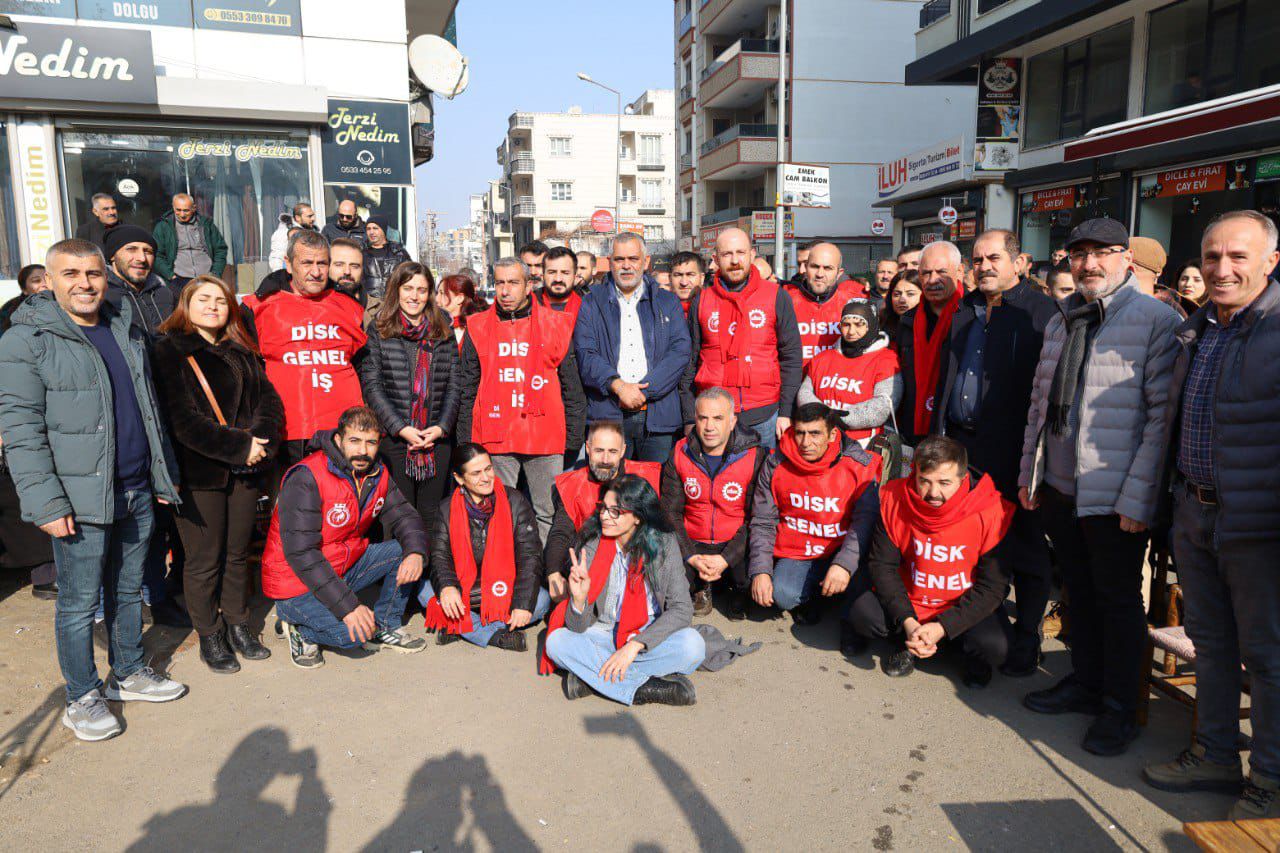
[60, 128, 311, 292]
[1019, 178, 1125, 263]
[0, 126, 20, 281]
[1024, 22, 1132, 148]
[1146, 0, 1280, 115]
[322, 185, 411, 248]
[1136, 158, 1256, 271]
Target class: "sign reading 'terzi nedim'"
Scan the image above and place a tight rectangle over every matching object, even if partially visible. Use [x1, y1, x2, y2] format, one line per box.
[321, 99, 413, 186]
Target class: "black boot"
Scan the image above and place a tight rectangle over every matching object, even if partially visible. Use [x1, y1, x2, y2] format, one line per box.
[488, 629, 527, 652]
[962, 654, 993, 688]
[883, 645, 915, 678]
[564, 671, 594, 700]
[726, 587, 749, 622]
[840, 622, 868, 658]
[633, 674, 697, 706]
[436, 631, 462, 646]
[30, 582, 58, 601]
[199, 630, 241, 674]
[1023, 675, 1105, 716]
[999, 637, 1042, 678]
[228, 623, 271, 661]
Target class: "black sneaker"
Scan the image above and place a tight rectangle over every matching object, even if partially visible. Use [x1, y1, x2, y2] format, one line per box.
[883, 648, 915, 678]
[726, 588, 749, 622]
[840, 622, 868, 658]
[564, 671, 593, 701]
[436, 631, 462, 646]
[962, 655, 993, 689]
[285, 622, 324, 669]
[633, 674, 696, 706]
[363, 627, 428, 654]
[1023, 676, 1105, 715]
[31, 582, 58, 601]
[1082, 707, 1139, 756]
[691, 587, 714, 617]
[488, 629, 527, 652]
[791, 597, 824, 626]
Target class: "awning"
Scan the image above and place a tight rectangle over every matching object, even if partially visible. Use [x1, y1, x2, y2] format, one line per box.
[1064, 85, 1280, 162]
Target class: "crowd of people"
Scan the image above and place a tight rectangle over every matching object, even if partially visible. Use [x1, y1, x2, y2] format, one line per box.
[0, 196, 1276, 823]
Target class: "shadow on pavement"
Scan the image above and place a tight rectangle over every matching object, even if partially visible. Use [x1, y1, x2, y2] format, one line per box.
[585, 713, 745, 853]
[940, 798, 1127, 850]
[126, 727, 330, 852]
[0, 685, 65, 803]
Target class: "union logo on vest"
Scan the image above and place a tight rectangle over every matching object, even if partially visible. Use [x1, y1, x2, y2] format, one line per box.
[326, 503, 351, 527]
[721, 481, 744, 502]
[684, 477, 702, 499]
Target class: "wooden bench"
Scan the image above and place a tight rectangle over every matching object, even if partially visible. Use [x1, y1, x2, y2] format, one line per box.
[1185, 818, 1280, 851]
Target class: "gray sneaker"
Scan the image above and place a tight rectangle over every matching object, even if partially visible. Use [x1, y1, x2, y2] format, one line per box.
[104, 666, 188, 703]
[62, 689, 123, 742]
[1143, 743, 1243, 793]
[363, 627, 428, 654]
[286, 622, 324, 669]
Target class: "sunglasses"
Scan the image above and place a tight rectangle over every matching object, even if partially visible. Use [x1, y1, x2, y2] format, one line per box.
[596, 503, 631, 520]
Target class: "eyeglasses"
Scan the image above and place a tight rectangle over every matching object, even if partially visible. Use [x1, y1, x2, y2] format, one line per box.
[1068, 246, 1126, 264]
[596, 503, 631, 520]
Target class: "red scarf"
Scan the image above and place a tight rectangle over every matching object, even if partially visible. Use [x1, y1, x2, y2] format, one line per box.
[709, 268, 766, 387]
[424, 488, 517, 633]
[911, 290, 962, 434]
[538, 537, 649, 675]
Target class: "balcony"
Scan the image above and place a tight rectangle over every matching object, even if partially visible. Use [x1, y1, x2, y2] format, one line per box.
[700, 206, 758, 227]
[638, 207, 666, 216]
[679, 90, 695, 125]
[699, 38, 779, 109]
[699, 124, 778, 180]
[680, 82, 692, 103]
[495, 144, 505, 165]
[637, 156, 664, 172]
[700, 0, 774, 37]
[512, 196, 536, 219]
[680, 153, 693, 171]
[919, 0, 949, 28]
[509, 112, 533, 131]
[509, 152, 534, 175]
[678, 10, 695, 54]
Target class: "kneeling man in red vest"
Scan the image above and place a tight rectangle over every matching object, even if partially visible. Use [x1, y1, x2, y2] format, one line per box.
[544, 421, 661, 601]
[846, 435, 1014, 687]
[264, 407, 429, 669]
[420, 443, 549, 651]
[748, 403, 880, 636]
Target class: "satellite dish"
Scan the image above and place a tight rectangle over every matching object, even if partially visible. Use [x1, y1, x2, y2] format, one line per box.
[408, 35, 470, 99]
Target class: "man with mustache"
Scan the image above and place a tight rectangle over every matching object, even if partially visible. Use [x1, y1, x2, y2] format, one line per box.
[681, 227, 803, 450]
[153, 193, 227, 289]
[1019, 218, 1180, 757]
[536, 246, 583, 320]
[103, 225, 176, 341]
[931, 230, 1057, 678]
[895, 241, 964, 444]
[328, 238, 366, 306]
[264, 406, 429, 669]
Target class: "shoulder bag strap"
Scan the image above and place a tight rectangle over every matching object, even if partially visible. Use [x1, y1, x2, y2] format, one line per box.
[186, 354, 228, 426]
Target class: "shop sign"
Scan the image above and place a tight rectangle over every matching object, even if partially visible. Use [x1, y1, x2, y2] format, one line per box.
[877, 136, 965, 201]
[591, 209, 615, 233]
[1256, 154, 1280, 183]
[78, 0, 193, 26]
[951, 219, 977, 241]
[918, 232, 943, 245]
[618, 220, 645, 236]
[117, 177, 139, 197]
[780, 163, 831, 208]
[870, 218, 886, 236]
[700, 222, 733, 250]
[938, 205, 958, 226]
[16, 122, 62, 263]
[1023, 186, 1078, 213]
[979, 57, 1020, 105]
[750, 210, 794, 241]
[193, 0, 301, 34]
[178, 138, 304, 162]
[1144, 163, 1233, 199]
[0, 22, 157, 104]
[975, 56, 1021, 173]
[0, 1, 76, 17]
[321, 99, 413, 185]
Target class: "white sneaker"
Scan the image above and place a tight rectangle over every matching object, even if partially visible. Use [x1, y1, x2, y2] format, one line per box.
[104, 666, 188, 703]
[62, 689, 123, 741]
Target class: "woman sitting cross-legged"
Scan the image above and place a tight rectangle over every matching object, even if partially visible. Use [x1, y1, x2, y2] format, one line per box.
[542, 474, 706, 706]
[420, 443, 549, 651]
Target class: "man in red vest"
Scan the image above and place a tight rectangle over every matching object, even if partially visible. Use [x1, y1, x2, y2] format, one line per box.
[457, 256, 586, 543]
[253, 230, 367, 469]
[681, 227, 803, 450]
[264, 407, 429, 669]
[846, 435, 1014, 687]
[785, 242, 869, 365]
[661, 387, 765, 620]
[748, 403, 879, 634]
[536, 246, 583, 321]
[895, 241, 964, 445]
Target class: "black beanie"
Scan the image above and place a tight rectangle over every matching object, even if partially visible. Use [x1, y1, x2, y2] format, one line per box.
[103, 224, 157, 262]
[367, 214, 390, 233]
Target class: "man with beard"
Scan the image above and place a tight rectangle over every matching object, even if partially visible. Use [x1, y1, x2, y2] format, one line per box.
[681, 227, 803, 450]
[264, 406, 428, 668]
[931, 230, 1057, 677]
[669, 251, 704, 317]
[269, 202, 317, 272]
[537, 246, 583, 320]
[786, 242, 869, 365]
[575, 250, 597, 290]
[103, 225, 176, 340]
[519, 241, 549, 286]
[661, 387, 764, 618]
[76, 193, 122, 248]
[542, 422, 661, 600]
[321, 199, 366, 246]
[153, 194, 227, 289]
[895, 241, 964, 444]
[874, 259, 899, 300]
[329, 238, 366, 306]
[361, 216, 412, 314]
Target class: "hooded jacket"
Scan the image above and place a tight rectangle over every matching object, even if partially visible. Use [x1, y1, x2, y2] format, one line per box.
[105, 266, 177, 341]
[152, 210, 228, 281]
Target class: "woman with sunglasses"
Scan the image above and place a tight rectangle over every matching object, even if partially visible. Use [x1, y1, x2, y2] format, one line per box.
[542, 473, 706, 706]
[797, 300, 901, 447]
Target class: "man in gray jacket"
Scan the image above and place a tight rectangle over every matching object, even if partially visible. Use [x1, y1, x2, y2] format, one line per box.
[0, 239, 186, 743]
[1143, 211, 1280, 819]
[1017, 219, 1180, 757]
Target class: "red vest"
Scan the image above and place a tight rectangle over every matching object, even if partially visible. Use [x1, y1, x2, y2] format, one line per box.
[260, 451, 392, 600]
[879, 476, 1013, 621]
[804, 344, 901, 442]
[539, 290, 582, 323]
[253, 289, 367, 441]
[466, 303, 575, 455]
[694, 271, 781, 411]
[672, 438, 758, 545]
[554, 461, 662, 529]
[771, 445, 876, 561]
[786, 279, 868, 363]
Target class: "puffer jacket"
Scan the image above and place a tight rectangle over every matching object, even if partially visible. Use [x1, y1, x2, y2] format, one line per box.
[361, 242, 412, 301]
[428, 485, 543, 613]
[358, 327, 460, 438]
[105, 267, 176, 340]
[1160, 279, 1280, 546]
[0, 292, 180, 526]
[1019, 275, 1180, 524]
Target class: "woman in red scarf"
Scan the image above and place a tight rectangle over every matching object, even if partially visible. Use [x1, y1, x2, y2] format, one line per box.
[543, 474, 705, 706]
[419, 444, 549, 651]
[845, 435, 1014, 688]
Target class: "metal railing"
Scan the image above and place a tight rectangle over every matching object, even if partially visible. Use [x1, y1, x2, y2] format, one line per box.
[919, 0, 950, 28]
[700, 37, 779, 82]
[680, 82, 693, 102]
[699, 123, 777, 156]
[700, 206, 757, 227]
[680, 153, 692, 170]
[638, 156, 663, 170]
[678, 11, 693, 37]
[509, 112, 534, 130]
[510, 152, 535, 173]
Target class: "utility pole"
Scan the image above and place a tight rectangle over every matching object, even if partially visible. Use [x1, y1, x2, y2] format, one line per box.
[774, 0, 788, 276]
[420, 209, 442, 272]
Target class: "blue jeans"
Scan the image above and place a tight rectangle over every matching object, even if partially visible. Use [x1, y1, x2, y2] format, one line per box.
[748, 411, 779, 451]
[52, 488, 154, 703]
[546, 623, 705, 705]
[418, 582, 552, 647]
[274, 540, 409, 649]
[621, 410, 676, 463]
[770, 556, 833, 612]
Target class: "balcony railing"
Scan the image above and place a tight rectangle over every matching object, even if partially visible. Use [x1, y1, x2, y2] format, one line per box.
[510, 152, 534, 174]
[638, 156, 663, 171]
[699, 123, 777, 156]
[513, 196, 535, 218]
[678, 11, 692, 37]
[680, 82, 692, 102]
[680, 153, 692, 170]
[919, 0, 950, 28]
[700, 206, 757, 227]
[509, 112, 534, 130]
[700, 38, 779, 82]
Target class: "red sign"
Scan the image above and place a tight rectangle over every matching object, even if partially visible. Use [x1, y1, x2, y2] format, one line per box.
[951, 219, 977, 241]
[1028, 186, 1077, 212]
[870, 218, 887, 236]
[590, 209, 615, 233]
[1151, 163, 1228, 198]
[938, 205, 958, 226]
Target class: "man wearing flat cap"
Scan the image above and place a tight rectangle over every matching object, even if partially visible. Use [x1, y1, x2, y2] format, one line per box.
[1016, 218, 1180, 757]
[1131, 235, 1187, 318]
[104, 224, 176, 341]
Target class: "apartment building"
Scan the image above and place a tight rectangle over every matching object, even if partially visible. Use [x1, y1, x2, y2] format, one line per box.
[674, 0, 974, 275]
[495, 90, 678, 254]
[434, 225, 482, 273]
[904, 0, 1280, 269]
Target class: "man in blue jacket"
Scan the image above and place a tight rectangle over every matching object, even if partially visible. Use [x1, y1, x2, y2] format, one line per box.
[574, 233, 692, 463]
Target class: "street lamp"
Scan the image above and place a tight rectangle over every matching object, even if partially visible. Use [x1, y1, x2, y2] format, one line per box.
[577, 71, 622, 238]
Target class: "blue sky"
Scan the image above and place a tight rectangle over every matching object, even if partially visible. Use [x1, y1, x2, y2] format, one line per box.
[414, 2, 675, 230]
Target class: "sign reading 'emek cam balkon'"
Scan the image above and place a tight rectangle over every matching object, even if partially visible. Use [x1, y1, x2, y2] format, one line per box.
[0, 21, 157, 104]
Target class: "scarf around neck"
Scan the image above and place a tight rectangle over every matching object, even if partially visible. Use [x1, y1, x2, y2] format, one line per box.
[424, 486, 516, 633]
[401, 313, 436, 480]
[1047, 299, 1104, 436]
[911, 290, 962, 434]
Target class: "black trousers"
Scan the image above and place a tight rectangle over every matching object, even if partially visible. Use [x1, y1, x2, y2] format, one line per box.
[846, 588, 1010, 666]
[174, 479, 261, 636]
[0, 465, 54, 582]
[1039, 486, 1149, 713]
[684, 542, 748, 592]
[379, 437, 452, 533]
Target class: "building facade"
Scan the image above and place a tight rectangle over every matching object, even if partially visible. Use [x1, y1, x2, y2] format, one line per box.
[496, 90, 678, 256]
[903, 0, 1280, 271]
[0, 0, 459, 297]
[675, 0, 975, 275]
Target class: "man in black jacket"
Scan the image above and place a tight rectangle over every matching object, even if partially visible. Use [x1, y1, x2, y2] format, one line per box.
[931, 229, 1057, 676]
[75, 193, 121, 248]
[362, 216, 411, 312]
[103, 225, 176, 341]
[266, 408, 429, 668]
[321, 199, 366, 246]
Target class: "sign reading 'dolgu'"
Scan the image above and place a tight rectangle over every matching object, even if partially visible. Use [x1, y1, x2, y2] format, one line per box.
[0, 22, 157, 104]
[321, 99, 414, 185]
